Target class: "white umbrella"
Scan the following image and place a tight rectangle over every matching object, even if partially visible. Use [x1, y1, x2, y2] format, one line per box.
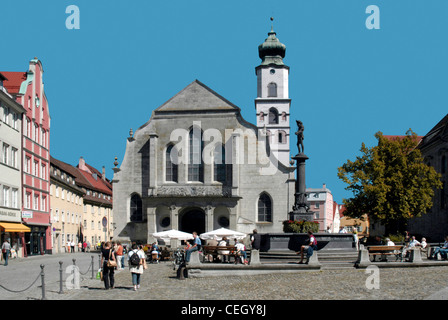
[152, 229, 194, 241]
[200, 227, 247, 240]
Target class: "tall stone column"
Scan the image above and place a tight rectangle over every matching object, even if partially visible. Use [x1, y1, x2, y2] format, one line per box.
[169, 205, 179, 230]
[204, 205, 214, 232]
[289, 120, 314, 221]
[146, 207, 157, 242]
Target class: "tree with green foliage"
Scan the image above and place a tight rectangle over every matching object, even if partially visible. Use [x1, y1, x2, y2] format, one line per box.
[337, 130, 442, 234]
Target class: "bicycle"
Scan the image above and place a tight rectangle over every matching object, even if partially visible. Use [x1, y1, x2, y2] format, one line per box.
[172, 248, 185, 270]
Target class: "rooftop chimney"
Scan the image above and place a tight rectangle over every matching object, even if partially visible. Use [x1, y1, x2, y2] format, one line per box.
[102, 166, 106, 181]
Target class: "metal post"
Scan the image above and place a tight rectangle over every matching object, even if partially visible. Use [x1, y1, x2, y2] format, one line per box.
[40, 264, 46, 300]
[59, 261, 64, 294]
[91, 256, 95, 279]
[98, 254, 101, 270]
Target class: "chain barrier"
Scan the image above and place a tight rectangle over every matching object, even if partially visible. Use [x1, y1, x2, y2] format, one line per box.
[0, 271, 42, 293]
[0, 257, 96, 298]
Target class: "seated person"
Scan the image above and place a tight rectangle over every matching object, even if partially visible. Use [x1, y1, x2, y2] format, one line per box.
[185, 232, 201, 264]
[234, 239, 248, 265]
[403, 236, 421, 259]
[297, 231, 318, 264]
[150, 242, 160, 263]
[429, 236, 448, 260]
[218, 237, 230, 263]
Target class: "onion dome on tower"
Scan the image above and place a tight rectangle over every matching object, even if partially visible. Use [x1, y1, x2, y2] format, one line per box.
[258, 17, 286, 66]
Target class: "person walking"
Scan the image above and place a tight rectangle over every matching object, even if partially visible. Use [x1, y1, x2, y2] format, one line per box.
[2, 239, 11, 266]
[115, 241, 124, 270]
[100, 241, 116, 290]
[71, 240, 75, 253]
[128, 244, 145, 291]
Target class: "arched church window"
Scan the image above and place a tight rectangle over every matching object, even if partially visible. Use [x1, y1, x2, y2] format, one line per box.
[165, 144, 178, 182]
[258, 193, 272, 222]
[130, 193, 143, 222]
[214, 144, 226, 183]
[268, 82, 277, 97]
[269, 108, 278, 124]
[188, 127, 204, 182]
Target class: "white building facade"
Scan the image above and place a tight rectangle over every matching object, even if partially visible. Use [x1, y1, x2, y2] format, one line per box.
[112, 26, 296, 244]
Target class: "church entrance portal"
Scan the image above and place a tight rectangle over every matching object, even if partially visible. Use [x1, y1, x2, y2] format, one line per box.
[180, 208, 206, 235]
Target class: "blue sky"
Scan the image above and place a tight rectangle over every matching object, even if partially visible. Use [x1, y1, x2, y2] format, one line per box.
[1, 0, 447, 203]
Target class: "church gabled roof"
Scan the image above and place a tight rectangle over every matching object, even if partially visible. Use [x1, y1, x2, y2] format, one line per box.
[154, 80, 240, 114]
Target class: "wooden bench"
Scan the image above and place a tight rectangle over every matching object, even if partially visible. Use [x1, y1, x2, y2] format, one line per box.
[202, 245, 247, 263]
[367, 245, 404, 262]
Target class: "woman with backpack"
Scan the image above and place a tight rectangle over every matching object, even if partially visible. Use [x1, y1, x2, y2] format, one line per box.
[128, 244, 146, 291]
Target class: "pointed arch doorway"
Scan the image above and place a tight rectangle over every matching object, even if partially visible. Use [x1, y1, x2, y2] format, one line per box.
[179, 208, 206, 235]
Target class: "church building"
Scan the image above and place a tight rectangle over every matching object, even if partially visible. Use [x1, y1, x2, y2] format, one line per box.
[112, 25, 296, 244]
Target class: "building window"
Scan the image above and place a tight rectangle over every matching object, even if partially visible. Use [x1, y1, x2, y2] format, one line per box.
[2, 187, 9, 207]
[268, 108, 278, 125]
[315, 202, 320, 209]
[25, 192, 31, 209]
[12, 112, 18, 130]
[2, 143, 9, 164]
[278, 131, 286, 144]
[12, 189, 18, 208]
[188, 128, 204, 182]
[130, 193, 143, 222]
[214, 144, 227, 183]
[165, 144, 178, 182]
[268, 82, 277, 97]
[41, 196, 46, 211]
[25, 118, 31, 137]
[34, 123, 39, 143]
[25, 156, 30, 173]
[258, 193, 272, 222]
[11, 148, 17, 168]
[34, 160, 39, 177]
[2, 106, 9, 124]
[34, 194, 39, 210]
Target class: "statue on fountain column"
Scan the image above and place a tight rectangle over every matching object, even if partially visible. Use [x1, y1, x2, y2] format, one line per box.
[295, 120, 304, 154]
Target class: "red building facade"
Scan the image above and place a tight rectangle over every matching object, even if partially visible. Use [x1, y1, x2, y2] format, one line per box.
[2, 58, 51, 255]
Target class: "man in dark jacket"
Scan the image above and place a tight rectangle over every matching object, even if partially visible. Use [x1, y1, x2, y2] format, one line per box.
[251, 229, 261, 250]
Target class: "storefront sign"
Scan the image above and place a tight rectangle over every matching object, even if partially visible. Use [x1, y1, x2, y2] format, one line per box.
[0, 209, 21, 222]
[22, 211, 33, 219]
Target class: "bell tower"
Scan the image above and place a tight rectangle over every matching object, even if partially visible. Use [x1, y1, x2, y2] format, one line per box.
[255, 18, 291, 167]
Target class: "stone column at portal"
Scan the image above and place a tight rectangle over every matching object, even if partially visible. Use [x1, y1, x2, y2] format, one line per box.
[228, 206, 238, 231]
[204, 205, 214, 232]
[146, 207, 157, 242]
[169, 205, 179, 230]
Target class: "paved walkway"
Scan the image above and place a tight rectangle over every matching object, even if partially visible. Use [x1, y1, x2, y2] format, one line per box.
[59, 262, 448, 300]
[1, 253, 448, 301]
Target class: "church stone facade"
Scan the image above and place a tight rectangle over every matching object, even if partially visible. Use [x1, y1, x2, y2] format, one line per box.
[112, 26, 296, 244]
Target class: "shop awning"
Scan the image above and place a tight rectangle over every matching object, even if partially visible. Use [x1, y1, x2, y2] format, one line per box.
[0, 222, 31, 233]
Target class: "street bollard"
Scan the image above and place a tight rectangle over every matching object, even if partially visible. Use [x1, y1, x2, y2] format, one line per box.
[98, 254, 101, 270]
[40, 264, 46, 300]
[91, 256, 94, 279]
[59, 261, 64, 294]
